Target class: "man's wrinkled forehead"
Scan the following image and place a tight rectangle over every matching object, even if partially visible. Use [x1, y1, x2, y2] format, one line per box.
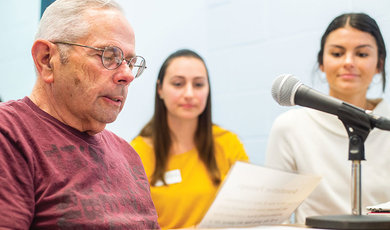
[78, 8, 135, 56]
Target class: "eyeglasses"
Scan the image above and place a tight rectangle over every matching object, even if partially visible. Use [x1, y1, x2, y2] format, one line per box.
[53, 41, 146, 78]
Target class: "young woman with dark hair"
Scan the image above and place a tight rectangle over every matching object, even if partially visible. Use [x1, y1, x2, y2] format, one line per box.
[131, 49, 249, 229]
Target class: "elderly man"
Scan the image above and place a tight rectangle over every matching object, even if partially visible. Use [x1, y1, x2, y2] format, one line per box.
[0, 0, 159, 229]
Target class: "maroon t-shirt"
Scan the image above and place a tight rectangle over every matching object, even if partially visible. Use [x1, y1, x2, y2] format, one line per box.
[0, 97, 159, 229]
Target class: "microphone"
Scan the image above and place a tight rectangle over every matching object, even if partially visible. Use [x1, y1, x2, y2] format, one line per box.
[271, 74, 390, 131]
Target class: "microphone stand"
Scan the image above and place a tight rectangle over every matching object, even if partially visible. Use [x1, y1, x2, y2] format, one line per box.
[305, 103, 390, 229]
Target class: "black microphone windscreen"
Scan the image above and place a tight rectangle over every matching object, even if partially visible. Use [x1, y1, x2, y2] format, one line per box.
[271, 74, 301, 106]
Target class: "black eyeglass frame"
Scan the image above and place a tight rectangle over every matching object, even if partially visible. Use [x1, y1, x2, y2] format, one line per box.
[53, 41, 146, 78]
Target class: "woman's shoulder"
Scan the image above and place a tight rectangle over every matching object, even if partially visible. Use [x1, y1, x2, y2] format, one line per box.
[131, 135, 153, 151]
[271, 107, 347, 136]
[270, 108, 312, 130]
[373, 98, 390, 116]
[275, 107, 310, 121]
[130, 136, 155, 177]
[212, 125, 246, 148]
[212, 125, 238, 140]
[212, 125, 249, 164]
[130, 135, 156, 168]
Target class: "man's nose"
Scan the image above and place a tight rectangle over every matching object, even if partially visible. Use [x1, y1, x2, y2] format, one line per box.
[113, 60, 135, 85]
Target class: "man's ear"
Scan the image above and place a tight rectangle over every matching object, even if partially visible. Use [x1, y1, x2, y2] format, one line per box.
[31, 40, 56, 83]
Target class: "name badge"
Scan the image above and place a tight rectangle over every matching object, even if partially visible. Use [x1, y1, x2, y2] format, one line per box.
[155, 169, 182, 187]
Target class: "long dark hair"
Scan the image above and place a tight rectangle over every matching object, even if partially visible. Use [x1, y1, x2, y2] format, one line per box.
[317, 13, 387, 92]
[138, 49, 220, 186]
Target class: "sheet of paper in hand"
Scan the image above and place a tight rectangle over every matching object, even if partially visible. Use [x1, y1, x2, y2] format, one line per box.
[198, 161, 321, 228]
[366, 201, 390, 216]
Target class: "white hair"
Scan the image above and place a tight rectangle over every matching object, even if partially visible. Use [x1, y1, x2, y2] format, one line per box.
[35, 0, 123, 42]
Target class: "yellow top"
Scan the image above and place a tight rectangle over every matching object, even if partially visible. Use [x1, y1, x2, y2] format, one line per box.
[131, 125, 249, 229]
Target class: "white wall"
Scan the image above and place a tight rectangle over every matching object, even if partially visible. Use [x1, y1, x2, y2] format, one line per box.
[1, 0, 390, 165]
[0, 0, 40, 101]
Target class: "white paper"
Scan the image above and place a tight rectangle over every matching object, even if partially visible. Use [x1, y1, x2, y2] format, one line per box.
[366, 201, 390, 212]
[197, 161, 321, 228]
[200, 226, 319, 230]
